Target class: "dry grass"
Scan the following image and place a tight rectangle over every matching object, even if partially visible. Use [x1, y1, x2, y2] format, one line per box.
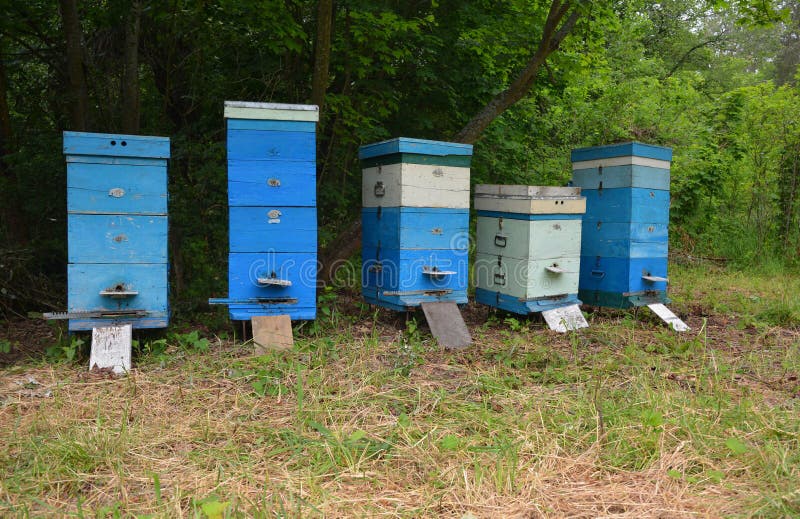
[0, 262, 799, 518]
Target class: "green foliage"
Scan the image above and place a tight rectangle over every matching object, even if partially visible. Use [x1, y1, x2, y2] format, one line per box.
[170, 330, 210, 353]
[45, 336, 86, 363]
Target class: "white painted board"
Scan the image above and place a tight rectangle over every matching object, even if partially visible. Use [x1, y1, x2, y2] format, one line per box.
[647, 304, 690, 332]
[542, 305, 589, 332]
[362, 163, 470, 208]
[90, 324, 132, 374]
[474, 196, 586, 214]
[474, 185, 581, 198]
[571, 155, 671, 171]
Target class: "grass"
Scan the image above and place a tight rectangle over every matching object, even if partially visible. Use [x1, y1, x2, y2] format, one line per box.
[0, 261, 799, 517]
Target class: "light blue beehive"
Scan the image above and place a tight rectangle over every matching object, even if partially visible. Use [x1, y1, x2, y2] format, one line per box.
[64, 131, 170, 330]
[571, 142, 672, 308]
[209, 101, 319, 320]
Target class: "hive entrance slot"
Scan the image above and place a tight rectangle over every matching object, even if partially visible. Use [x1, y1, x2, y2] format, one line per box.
[99, 284, 139, 298]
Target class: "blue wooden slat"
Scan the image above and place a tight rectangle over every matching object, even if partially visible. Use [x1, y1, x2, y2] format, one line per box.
[474, 288, 582, 314]
[67, 155, 167, 167]
[69, 316, 169, 331]
[361, 247, 468, 296]
[68, 214, 167, 263]
[64, 131, 170, 159]
[475, 211, 583, 221]
[227, 119, 316, 132]
[581, 222, 668, 258]
[226, 130, 315, 161]
[582, 188, 670, 223]
[67, 162, 167, 215]
[228, 207, 317, 253]
[228, 305, 316, 320]
[361, 207, 469, 250]
[358, 137, 473, 160]
[363, 287, 467, 310]
[68, 263, 168, 315]
[228, 252, 317, 303]
[578, 289, 669, 309]
[571, 164, 670, 190]
[227, 160, 315, 206]
[579, 255, 668, 294]
[570, 142, 672, 162]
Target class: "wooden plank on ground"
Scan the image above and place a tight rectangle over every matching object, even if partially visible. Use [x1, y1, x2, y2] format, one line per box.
[421, 302, 472, 350]
[252, 315, 294, 353]
[90, 324, 132, 374]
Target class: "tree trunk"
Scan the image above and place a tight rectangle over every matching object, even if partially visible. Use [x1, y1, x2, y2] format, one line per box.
[454, 0, 582, 144]
[58, 0, 89, 131]
[121, 0, 142, 134]
[319, 0, 584, 280]
[311, 0, 333, 113]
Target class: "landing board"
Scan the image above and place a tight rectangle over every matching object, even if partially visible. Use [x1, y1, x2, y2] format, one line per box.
[90, 324, 132, 374]
[647, 303, 690, 332]
[421, 301, 472, 350]
[541, 305, 589, 333]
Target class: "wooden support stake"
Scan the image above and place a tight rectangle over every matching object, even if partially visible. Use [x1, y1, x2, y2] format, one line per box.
[252, 315, 294, 354]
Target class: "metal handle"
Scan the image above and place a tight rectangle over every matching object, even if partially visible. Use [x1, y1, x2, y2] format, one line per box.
[591, 269, 605, 279]
[494, 234, 507, 247]
[257, 271, 292, 287]
[494, 273, 506, 285]
[99, 283, 138, 298]
[368, 263, 383, 273]
[422, 266, 457, 276]
[267, 178, 281, 187]
[374, 181, 385, 197]
[108, 188, 125, 198]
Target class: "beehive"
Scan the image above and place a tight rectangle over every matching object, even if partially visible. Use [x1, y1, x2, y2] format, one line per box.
[473, 185, 586, 314]
[63, 131, 170, 330]
[571, 142, 671, 308]
[212, 101, 319, 320]
[360, 138, 472, 311]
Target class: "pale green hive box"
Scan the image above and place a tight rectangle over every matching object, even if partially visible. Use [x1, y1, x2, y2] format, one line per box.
[473, 185, 587, 314]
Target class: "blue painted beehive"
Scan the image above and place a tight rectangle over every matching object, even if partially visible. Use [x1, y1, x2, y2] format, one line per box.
[571, 142, 672, 308]
[359, 138, 472, 311]
[63, 131, 170, 330]
[210, 101, 319, 320]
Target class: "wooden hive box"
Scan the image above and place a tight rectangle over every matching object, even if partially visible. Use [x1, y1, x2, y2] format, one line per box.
[359, 138, 472, 311]
[473, 185, 586, 314]
[571, 142, 672, 308]
[64, 131, 170, 330]
[211, 101, 319, 320]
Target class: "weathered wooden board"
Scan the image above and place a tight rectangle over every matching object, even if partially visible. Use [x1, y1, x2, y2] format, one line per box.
[227, 161, 316, 207]
[224, 101, 319, 122]
[571, 155, 671, 171]
[476, 217, 582, 260]
[68, 214, 167, 263]
[474, 253, 581, 300]
[570, 141, 673, 163]
[358, 137, 473, 159]
[648, 304, 690, 332]
[64, 131, 170, 159]
[361, 207, 469, 250]
[474, 185, 581, 198]
[90, 325, 132, 374]
[542, 305, 589, 332]
[474, 196, 586, 215]
[421, 302, 472, 350]
[67, 163, 167, 215]
[228, 206, 317, 253]
[252, 315, 294, 352]
[361, 163, 470, 208]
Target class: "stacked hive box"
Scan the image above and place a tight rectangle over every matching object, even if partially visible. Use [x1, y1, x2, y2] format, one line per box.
[474, 185, 586, 314]
[571, 142, 671, 308]
[64, 131, 170, 331]
[221, 101, 319, 320]
[360, 138, 472, 311]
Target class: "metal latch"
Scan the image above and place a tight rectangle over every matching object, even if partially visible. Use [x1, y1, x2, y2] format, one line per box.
[99, 284, 138, 298]
[422, 266, 457, 277]
[494, 234, 507, 247]
[494, 273, 506, 285]
[267, 178, 281, 187]
[374, 181, 385, 197]
[257, 272, 292, 287]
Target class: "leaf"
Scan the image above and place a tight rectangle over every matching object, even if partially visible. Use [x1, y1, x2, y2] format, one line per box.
[439, 434, 460, 451]
[725, 437, 748, 454]
[707, 469, 725, 483]
[200, 499, 229, 519]
[667, 469, 683, 479]
[397, 413, 411, 427]
[348, 429, 367, 442]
